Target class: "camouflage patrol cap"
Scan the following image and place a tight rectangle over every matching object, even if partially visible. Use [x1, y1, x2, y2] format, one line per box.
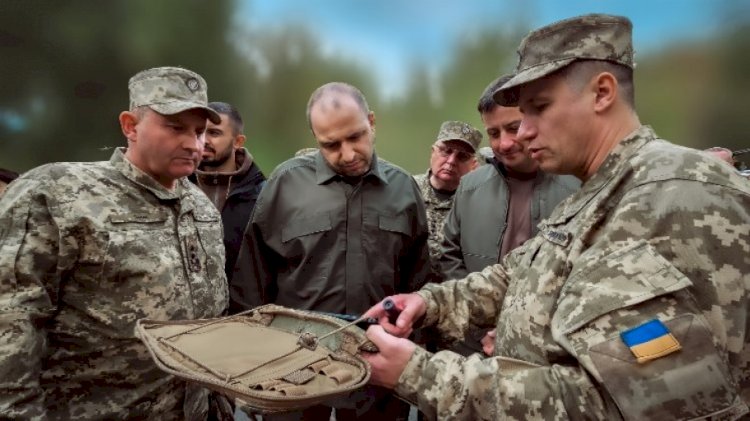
[129, 66, 221, 124]
[494, 14, 634, 106]
[435, 121, 482, 152]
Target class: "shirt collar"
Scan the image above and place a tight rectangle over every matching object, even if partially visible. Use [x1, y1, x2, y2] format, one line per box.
[543, 125, 656, 226]
[314, 151, 388, 185]
[111, 147, 188, 201]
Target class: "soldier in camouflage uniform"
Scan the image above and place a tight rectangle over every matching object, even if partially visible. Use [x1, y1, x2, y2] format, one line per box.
[362, 14, 750, 420]
[413, 121, 481, 278]
[0, 67, 229, 420]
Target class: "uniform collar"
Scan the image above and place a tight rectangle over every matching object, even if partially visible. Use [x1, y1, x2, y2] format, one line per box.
[544, 125, 656, 226]
[111, 147, 189, 201]
[314, 151, 387, 185]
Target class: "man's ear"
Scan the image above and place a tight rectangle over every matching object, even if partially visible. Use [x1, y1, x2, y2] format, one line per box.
[234, 134, 247, 149]
[592, 72, 617, 113]
[368, 111, 376, 130]
[119, 111, 138, 142]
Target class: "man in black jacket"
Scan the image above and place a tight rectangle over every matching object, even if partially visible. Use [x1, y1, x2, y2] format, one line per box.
[190, 101, 265, 313]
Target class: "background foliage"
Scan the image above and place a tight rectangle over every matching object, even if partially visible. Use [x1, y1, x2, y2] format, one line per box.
[1, 0, 748, 175]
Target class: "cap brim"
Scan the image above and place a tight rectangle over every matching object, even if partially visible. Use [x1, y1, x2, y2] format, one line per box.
[436, 138, 477, 153]
[493, 58, 576, 106]
[150, 101, 221, 124]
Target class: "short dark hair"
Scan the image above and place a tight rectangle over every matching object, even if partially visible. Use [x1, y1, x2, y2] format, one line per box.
[559, 60, 635, 108]
[477, 74, 514, 114]
[0, 168, 19, 184]
[208, 101, 244, 135]
[306, 82, 370, 131]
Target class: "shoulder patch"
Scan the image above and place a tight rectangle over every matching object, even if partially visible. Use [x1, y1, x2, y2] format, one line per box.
[621, 319, 681, 363]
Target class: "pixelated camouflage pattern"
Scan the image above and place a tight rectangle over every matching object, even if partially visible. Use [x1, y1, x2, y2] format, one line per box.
[398, 126, 750, 420]
[435, 121, 482, 152]
[294, 147, 319, 157]
[129, 66, 220, 123]
[0, 148, 228, 420]
[495, 14, 635, 106]
[413, 171, 454, 277]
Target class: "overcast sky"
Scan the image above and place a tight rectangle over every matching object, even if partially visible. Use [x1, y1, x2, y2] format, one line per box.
[238, 0, 745, 98]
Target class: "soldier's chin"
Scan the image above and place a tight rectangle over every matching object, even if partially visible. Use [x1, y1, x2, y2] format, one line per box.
[340, 163, 366, 177]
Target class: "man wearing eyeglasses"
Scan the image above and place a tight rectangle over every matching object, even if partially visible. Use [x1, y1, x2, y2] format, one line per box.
[413, 121, 481, 277]
[438, 74, 580, 356]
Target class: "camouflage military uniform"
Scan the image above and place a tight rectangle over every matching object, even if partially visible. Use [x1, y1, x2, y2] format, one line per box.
[396, 127, 750, 420]
[413, 170, 453, 276]
[0, 148, 228, 420]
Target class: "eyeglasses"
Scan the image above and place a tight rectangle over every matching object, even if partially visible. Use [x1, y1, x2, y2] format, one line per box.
[433, 144, 474, 163]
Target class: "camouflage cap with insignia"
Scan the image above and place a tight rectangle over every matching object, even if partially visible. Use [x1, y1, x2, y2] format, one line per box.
[494, 14, 634, 106]
[435, 120, 482, 152]
[129, 66, 221, 124]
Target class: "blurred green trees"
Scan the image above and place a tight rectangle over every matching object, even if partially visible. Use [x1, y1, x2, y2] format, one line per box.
[1, 1, 747, 175]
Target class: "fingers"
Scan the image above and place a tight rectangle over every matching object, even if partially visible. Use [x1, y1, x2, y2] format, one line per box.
[481, 329, 496, 356]
[361, 301, 386, 319]
[365, 324, 392, 347]
[363, 294, 426, 337]
[361, 325, 417, 389]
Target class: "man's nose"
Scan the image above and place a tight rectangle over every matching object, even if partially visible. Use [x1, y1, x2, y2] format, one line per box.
[185, 131, 205, 152]
[341, 143, 356, 162]
[517, 118, 536, 143]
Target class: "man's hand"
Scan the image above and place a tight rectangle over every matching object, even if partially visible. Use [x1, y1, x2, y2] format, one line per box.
[481, 329, 496, 356]
[361, 325, 417, 389]
[362, 294, 427, 338]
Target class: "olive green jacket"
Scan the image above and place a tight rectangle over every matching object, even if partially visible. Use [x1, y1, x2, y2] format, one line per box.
[233, 151, 430, 314]
[439, 159, 579, 280]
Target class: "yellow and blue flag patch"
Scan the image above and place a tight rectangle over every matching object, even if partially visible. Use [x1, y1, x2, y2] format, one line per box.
[620, 319, 682, 364]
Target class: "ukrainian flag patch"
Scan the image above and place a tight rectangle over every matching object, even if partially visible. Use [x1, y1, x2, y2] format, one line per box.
[620, 319, 682, 364]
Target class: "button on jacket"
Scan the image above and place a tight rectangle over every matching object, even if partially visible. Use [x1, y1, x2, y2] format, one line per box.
[233, 151, 430, 315]
[0, 148, 228, 420]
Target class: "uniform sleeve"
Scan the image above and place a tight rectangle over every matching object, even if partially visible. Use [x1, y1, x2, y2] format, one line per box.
[229, 189, 279, 312]
[437, 202, 469, 280]
[0, 179, 61, 420]
[552, 178, 750, 420]
[417, 263, 510, 345]
[396, 347, 607, 420]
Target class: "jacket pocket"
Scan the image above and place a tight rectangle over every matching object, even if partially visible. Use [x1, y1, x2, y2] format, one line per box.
[378, 213, 410, 236]
[554, 240, 692, 335]
[76, 210, 175, 337]
[193, 209, 225, 273]
[108, 210, 170, 227]
[281, 213, 332, 243]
